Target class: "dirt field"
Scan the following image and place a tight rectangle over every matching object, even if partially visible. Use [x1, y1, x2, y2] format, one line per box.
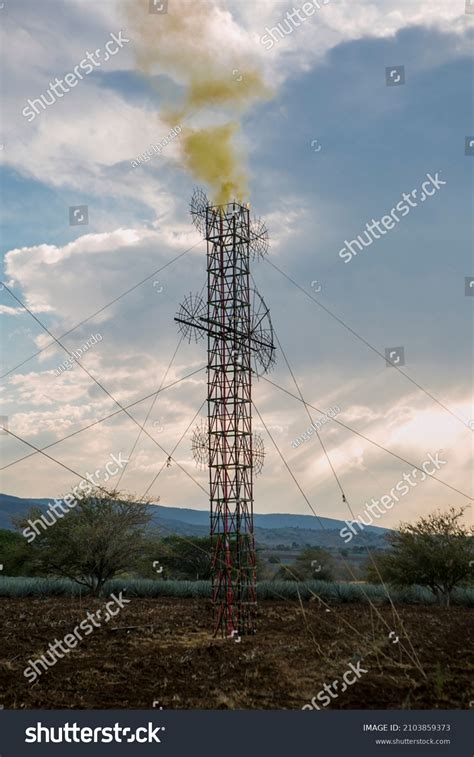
[1, 597, 472, 709]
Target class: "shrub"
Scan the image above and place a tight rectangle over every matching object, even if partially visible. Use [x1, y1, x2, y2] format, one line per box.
[0, 577, 472, 606]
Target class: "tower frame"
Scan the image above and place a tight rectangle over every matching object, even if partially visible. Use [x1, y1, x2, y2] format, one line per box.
[205, 202, 256, 637]
[176, 192, 273, 637]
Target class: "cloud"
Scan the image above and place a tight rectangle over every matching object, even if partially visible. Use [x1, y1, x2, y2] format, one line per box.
[4, 227, 181, 327]
[1, 0, 469, 205]
[0, 0, 471, 521]
[239, 0, 471, 79]
[0, 305, 25, 316]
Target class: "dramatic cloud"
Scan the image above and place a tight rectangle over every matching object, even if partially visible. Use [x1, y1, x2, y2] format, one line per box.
[0, 0, 471, 524]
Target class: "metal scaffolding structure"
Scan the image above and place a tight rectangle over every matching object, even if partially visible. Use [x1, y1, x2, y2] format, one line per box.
[176, 190, 274, 638]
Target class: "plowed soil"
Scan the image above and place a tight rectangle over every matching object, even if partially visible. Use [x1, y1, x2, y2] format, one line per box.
[1, 598, 472, 709]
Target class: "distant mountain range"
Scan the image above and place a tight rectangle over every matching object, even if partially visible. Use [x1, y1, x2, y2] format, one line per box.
[0, 493, 390, 548]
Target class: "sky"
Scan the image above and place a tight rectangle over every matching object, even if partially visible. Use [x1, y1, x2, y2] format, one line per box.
[0, 0, 472, 531]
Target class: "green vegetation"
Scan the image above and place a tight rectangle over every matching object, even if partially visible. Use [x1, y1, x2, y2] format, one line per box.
[14, 490, 153, 595]
[2, 498, 472, 609]
[0, 576, 473, 606]
[272, 546, 335, 581]
[136, 535, 212, 580]
[365, 507, 474, 606]
[6, 492, 261, 583]
[0, 529, 34, 575]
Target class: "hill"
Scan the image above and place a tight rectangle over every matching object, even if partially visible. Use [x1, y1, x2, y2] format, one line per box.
[0, 493, 389, 548]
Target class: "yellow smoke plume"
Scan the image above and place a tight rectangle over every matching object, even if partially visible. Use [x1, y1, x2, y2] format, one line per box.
[122, 0, 270, 204]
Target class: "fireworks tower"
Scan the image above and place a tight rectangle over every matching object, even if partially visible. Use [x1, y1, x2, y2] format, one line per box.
[176, 189, 275, 637]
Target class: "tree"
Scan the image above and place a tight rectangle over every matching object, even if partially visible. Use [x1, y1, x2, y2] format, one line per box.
[137, 534, 264, 580]
[274, 547, 335, 582]
[138, 535, 212, 580]
[366, 507, 473, 606]
[0, 529, 35, 575]
[15, 489, 152, 595]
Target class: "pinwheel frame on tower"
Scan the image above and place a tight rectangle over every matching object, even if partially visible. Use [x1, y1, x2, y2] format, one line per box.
[249, 216, 269, 260]
[190, 187, 210, 235]
[191, 420, 209, 469]
[176, 292, 206, 343]
[192, 420, 265, 477]
[250, 288, 276, 376]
